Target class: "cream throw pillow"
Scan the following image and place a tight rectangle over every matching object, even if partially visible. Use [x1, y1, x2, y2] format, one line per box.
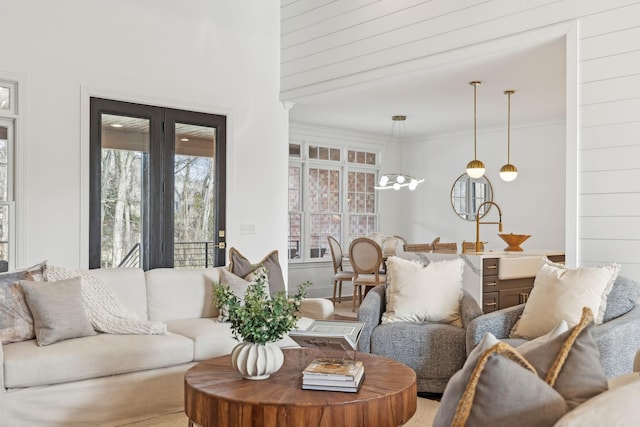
[382, 256, 464, 325]
[510, 259, 619, 339]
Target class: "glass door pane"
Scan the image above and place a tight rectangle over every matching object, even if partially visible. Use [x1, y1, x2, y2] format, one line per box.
[173, 123, 216, 268]
[99, 114, 149, 268]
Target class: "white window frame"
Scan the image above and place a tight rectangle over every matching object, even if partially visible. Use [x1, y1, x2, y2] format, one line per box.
[289, 141, 380, 264]
[0, 79, 18, 270]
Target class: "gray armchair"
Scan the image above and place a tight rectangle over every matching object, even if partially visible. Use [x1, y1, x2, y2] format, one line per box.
[357, 284, 483, 393]
[467, 275, 640, 378]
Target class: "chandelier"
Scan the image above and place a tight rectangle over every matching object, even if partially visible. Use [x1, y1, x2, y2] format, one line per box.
[375, 115, 424, 191]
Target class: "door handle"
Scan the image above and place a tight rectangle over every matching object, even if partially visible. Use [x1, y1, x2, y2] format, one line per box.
[215, 242, 226, 249]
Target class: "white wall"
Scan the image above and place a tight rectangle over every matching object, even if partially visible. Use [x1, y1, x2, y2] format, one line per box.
[396, 121, 566, 252]
[281, 0, 640, 282]
[2, 1, 289, 272]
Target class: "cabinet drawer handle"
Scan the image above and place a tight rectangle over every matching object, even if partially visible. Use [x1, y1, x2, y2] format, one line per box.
[486, 265, 497, 270]
[485, 282, 497, 287]
[484, 302, 497, 307]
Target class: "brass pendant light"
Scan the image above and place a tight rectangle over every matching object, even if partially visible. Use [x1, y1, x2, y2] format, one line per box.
[466, 81, 486, 178]
[499, 90, 518, 182]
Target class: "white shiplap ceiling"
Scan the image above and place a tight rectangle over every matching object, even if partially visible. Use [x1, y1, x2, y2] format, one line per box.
[286, 37, 566, 139]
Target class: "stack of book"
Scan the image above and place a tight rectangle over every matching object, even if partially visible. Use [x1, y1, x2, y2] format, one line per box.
[301, 358, 365, 392]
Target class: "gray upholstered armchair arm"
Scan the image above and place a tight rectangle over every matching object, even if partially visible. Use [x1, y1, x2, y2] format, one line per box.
[460, 290, 484, 328]
[595, 304, 640, 378]
[357, 284, 386, 353]
[466, 304, 525, 355]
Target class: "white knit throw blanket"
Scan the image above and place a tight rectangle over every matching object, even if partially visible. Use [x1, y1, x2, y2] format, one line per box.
[45, 265, 167, 335]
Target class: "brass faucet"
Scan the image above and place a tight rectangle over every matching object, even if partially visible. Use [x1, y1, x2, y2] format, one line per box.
[475, 201, 503, 252]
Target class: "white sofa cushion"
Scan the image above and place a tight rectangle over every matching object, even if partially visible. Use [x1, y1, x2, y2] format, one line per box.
[145, 268, 221, 321]
[168, 316, 315, 361]
[3, 333, 193, 388]
[88, 268, 149, 320]
[167, 318, 237, 361]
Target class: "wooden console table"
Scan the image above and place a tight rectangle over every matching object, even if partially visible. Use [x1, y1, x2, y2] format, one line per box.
[184, 348, 417, 427]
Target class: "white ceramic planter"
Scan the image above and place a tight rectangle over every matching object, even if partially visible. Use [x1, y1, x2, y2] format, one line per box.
[230, 341, 284, 380]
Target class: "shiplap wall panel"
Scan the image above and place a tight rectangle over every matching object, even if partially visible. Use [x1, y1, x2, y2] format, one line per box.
[580, 217, 640, 240]
[281, 0, 337, 22]
[581, 122, 640, 149]
[580, 194, 640, 217]
[580, 145, 640, 172]
[581, 74, 640, 105]
[581, 50, 640, 83]
[578, 2, 640, 273]
[581, 98, 640, 127]
[579, 26, 640, 61]
[579, 2, 640, 38]
[282, 0, 514, 77]
[282, 0, 482, 59]
[580, 169, 640, 194]
[580, 239, 640, 264]
[281, 0, 638, 94]
[282, 0, 429, 46]
[281, 0, 382, 36]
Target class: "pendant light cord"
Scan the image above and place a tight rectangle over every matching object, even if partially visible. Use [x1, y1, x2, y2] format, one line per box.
[473, 83, 478, 160]
[507, 90, 511, 163]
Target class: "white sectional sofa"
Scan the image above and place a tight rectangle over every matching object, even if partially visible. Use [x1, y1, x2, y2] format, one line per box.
[0, 267, 334, 426]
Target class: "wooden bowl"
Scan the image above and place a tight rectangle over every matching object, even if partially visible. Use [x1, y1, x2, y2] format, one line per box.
[498, 233, 531, 251]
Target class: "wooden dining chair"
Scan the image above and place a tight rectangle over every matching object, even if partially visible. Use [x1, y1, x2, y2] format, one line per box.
[462, 241, 484, 253]
[381, 236, 400, 257]
[403, 243, 433, 253]
[327, 236, 354, 305]
[349, 237, 386, 312]
[433, 242, 458, 253]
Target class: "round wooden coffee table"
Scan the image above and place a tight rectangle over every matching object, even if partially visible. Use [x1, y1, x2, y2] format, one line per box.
[184, 348, 417, 427]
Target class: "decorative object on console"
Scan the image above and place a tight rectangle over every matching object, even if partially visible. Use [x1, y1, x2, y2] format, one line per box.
[499, 90, 518, 182]
[465, 81, 486, 179]
[213, 269, 309, 379]
[374, 115, 424, 191]
[498, 232, 531, 251]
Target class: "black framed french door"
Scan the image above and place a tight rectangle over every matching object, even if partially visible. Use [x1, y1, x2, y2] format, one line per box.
[89, 98, 226, 270]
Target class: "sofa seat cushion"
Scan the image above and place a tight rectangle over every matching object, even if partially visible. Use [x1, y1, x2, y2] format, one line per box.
[370, 322, 467, 380]
[167, 318, 237, 361]
[168, 316, 315, 361]
[3, 332, 194, 388]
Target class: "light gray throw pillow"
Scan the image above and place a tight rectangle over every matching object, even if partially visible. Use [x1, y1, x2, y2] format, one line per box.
[229, 247, 285, 294]
[20, 277, 96, 346]
[434, 336, 568, 427]
[0, 261, 47, 344]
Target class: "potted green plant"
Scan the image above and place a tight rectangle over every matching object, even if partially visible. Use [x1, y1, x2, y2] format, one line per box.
[213, 267, 309, 379]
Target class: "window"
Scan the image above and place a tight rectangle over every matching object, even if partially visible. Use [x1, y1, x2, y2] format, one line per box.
[90, 98, 226, 270]
[288, 143, 379, 262]
[0, 79, 17, 272]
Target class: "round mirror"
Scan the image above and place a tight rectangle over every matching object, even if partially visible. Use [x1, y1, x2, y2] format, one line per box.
[450, 173, 493, 221]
